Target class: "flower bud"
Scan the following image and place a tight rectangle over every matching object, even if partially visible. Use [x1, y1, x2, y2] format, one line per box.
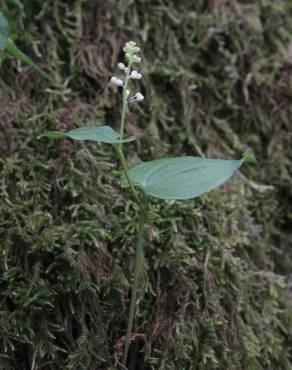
[123, 41, 140, 58]
[132, 56, 141, 63]
[130, 71, 142, 79]
[110, 76, 123, 86]
[118, 63, 126, 70]
[135, 92, 144, 101]
[126, 41, 136, 47]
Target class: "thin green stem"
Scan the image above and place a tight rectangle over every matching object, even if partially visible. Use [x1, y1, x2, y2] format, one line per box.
[120, 64, 131, 139]
[115, 145, 140, 204]
[116, 60, 140, 205]
[122, 196, 148, 366]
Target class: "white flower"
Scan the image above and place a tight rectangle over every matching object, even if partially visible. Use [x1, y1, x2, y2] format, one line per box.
[135, 92, 144, 101]
[118, 63, 126, 70]
[130, 70, 142, 79]
[110, 76, 123, 86]
[126, 89, 130, 98]
[127, 92, 144, 104]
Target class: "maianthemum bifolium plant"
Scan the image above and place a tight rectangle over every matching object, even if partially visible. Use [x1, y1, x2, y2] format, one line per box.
[40, 41, 253, 367]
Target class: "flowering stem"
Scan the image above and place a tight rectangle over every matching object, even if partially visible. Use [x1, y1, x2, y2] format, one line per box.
[115, 145, 140, 204]
[113, 43, 146, 367]
[122, 195, 148, 366]
[120, 64, 131, 139]
[116, 60, 140, 204]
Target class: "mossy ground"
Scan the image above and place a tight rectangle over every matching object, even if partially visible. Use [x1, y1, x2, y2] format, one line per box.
[0, 1, 291, 369]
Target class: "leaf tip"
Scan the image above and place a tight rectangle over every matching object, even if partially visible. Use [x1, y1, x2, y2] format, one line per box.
[243, 155, 257, 164]
[37, 131, 66, 140]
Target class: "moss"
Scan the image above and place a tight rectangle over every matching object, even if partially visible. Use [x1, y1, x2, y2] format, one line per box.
[0, 0, 291, 369]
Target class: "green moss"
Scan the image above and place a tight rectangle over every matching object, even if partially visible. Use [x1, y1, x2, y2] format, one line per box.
[0, 0, 291, 369]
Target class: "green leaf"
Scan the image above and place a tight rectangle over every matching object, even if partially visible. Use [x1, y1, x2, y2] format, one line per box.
[38, 131, 66, 139]
[39, 126, 136, 144]
[0, 13, 48, 78]
[0, 12, 8, 50]
[128, 156, 245, 200]
[5, 39, 49, 79]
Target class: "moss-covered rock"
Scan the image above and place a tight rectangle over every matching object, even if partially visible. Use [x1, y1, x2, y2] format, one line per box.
[0, 1, 291, 369]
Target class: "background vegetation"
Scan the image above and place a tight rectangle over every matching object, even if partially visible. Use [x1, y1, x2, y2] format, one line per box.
[0, 0, 291, 369]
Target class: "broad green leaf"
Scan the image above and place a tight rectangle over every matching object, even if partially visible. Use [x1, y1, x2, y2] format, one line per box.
[0, 12, 8, 50]
[128, 156, 245, 200]
[5, 39, 49, 79]
[39, 126, 136, 144]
